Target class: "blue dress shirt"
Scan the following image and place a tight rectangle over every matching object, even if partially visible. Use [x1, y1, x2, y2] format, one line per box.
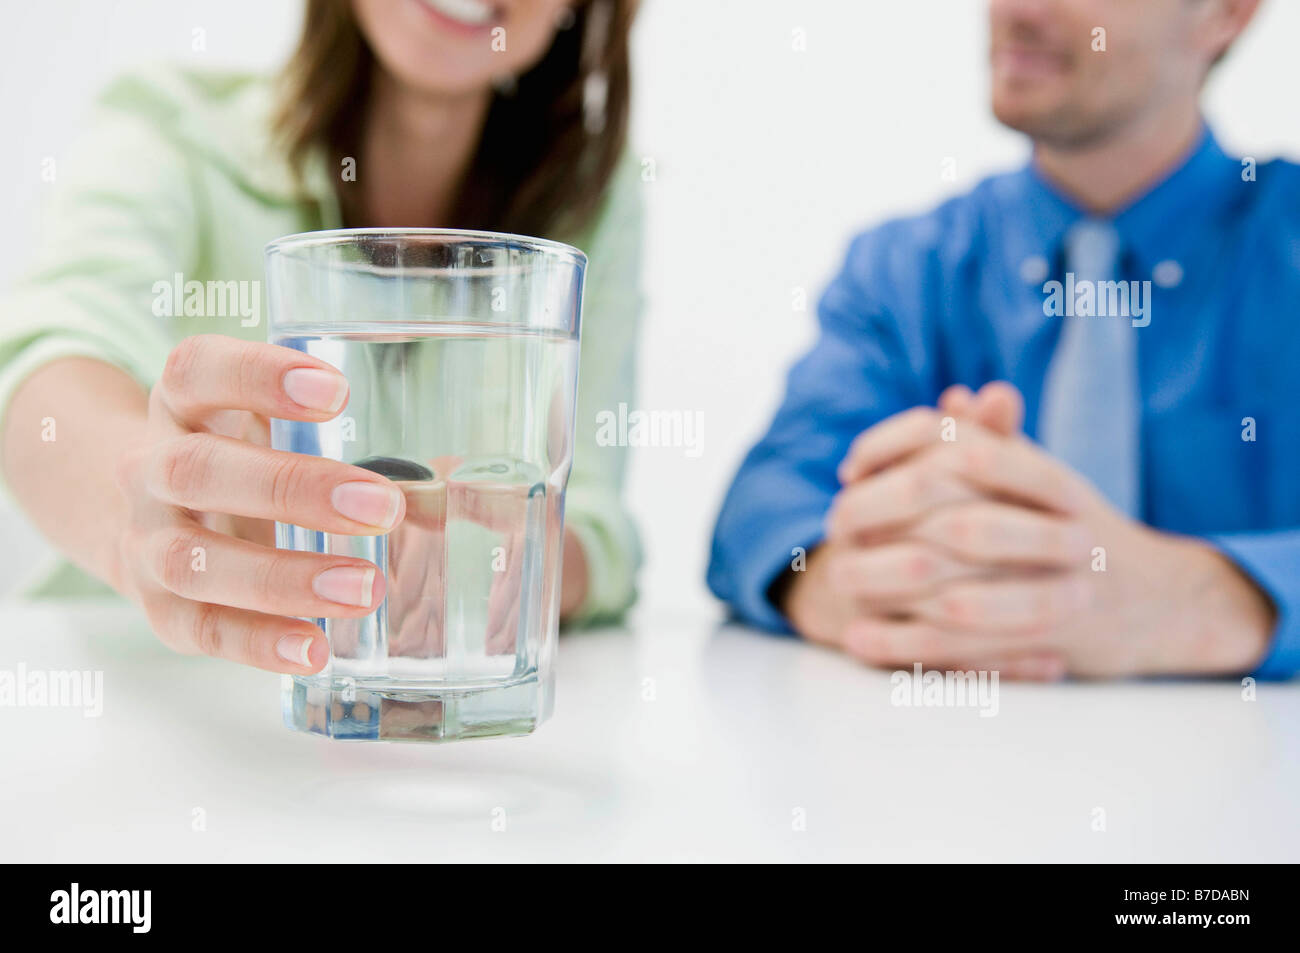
[707, 126, 1300, 679]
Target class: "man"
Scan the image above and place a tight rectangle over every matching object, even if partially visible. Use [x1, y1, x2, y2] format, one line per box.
[707, 0, 1300, 680]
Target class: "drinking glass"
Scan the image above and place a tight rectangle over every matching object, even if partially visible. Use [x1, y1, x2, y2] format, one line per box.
[265, 228, 585, 742]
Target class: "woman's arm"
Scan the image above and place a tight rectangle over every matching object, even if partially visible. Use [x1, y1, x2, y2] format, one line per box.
[2, 357, 148, 593]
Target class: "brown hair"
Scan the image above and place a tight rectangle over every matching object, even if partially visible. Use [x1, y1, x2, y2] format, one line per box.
[273, 0, 635, 239]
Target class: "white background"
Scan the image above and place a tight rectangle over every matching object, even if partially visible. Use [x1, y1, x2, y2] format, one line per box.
[2, 0, 1298, 616]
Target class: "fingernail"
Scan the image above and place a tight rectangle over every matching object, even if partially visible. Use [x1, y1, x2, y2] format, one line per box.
[275, 634, 315, 668]
[332, 481, 401, 528]
[313, 566, 377, 607]
[283, 367, 348, 413]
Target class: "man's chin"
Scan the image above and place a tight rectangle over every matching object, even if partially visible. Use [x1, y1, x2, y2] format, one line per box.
[992, 96, 1078, 144]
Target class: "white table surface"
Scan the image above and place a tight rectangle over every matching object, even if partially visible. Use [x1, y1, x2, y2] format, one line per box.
[2, 601, 1296, 863]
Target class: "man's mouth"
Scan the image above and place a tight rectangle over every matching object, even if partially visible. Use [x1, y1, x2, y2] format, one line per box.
[415, 0, 502, 31]
[992, 45, 1070, 80]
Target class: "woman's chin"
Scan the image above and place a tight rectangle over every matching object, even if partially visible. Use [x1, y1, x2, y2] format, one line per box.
[397, 72, 496, 101]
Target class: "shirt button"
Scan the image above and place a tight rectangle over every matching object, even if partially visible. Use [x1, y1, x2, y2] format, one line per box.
[1020, 255, 1049, 284]
[1153, 259, 1183, 288]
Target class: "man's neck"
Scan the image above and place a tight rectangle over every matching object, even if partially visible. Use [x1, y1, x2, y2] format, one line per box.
[1032, 100, 1204, 216]
[353, 71, 491, 227]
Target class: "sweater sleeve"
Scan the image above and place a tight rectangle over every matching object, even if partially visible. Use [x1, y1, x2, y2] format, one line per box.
[0, 72, 199, 504]
[562, 152, 645, 624]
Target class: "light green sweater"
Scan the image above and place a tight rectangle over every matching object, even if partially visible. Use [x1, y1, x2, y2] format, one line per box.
[0, 65, 642, 623]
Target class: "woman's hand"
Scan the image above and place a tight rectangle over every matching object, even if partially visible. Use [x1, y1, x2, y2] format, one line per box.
[109, 334, 405, 673]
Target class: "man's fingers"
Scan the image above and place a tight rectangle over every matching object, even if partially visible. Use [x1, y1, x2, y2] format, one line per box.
[839, 383, 1031, 485]
[838, 407, 948, 484]
[155, 334, 349, 427]
[838, 385, 1027, 484]
[938, 384, 974, 416]
[987, 655, 1068, 681]
[828, 434, 1089, 544]
[908, 573, 1091, 633]
[824, 541, 986, 601]
[908, 500, 1092, 568]
[841, 616, 1065, 677]
[968, 381, 1024, 436]
[146, 592, 328, 675]
[147, 432, 406, 534]
[932, 431, 1090, 515]
[827, 460, 981, 539]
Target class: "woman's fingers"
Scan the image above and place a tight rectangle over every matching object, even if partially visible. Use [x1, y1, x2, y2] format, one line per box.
[146, 432, 406, 534]
[155, 334, 349, 427]
[144, 590, 329, 675]
[142, 521, 385, 617]
[486, 536, 524, 653]
[388, 515, 445, 658]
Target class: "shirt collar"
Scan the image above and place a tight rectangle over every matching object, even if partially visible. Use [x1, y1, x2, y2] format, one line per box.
[1003, 123, 1242, 279]
[1109, 125, 1241, 272]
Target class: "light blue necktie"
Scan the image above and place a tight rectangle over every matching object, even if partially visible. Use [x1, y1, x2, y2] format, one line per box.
[1038, 220, 1140, 516]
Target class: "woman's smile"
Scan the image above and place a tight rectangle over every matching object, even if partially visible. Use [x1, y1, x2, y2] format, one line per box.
[412, 0, 504, 33]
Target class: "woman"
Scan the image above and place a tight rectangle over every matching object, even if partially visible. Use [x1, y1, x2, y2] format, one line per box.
[0, 0, 641, 673]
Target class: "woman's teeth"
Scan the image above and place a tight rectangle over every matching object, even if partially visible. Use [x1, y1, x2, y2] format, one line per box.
[420, 0, 497, 27]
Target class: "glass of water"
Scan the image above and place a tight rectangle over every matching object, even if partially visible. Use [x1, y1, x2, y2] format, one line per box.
[265, 229, 585, 743]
